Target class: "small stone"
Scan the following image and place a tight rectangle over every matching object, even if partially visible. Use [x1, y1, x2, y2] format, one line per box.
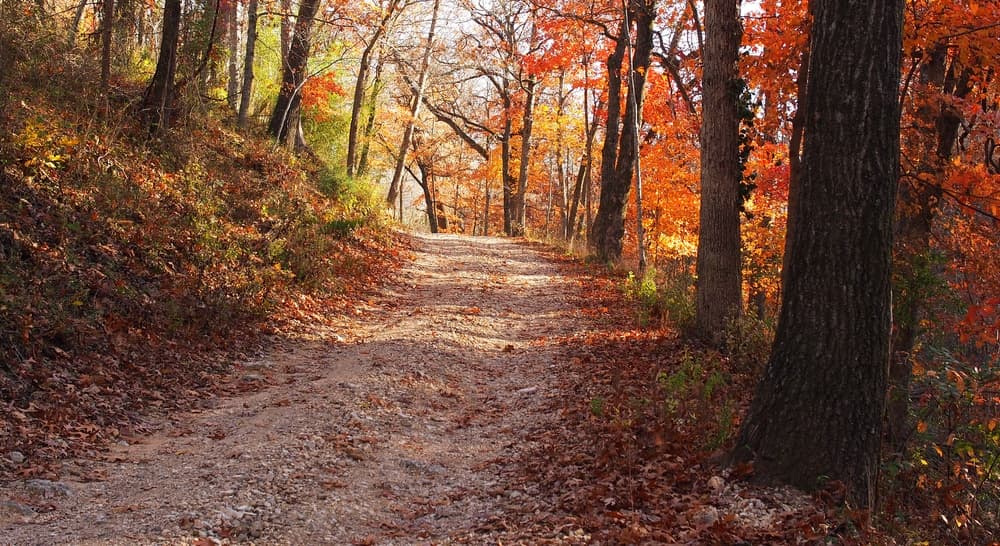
[692, 506, 719, 527]
[707, 475, 725, 492]
[516, 386, 539, 395]
[25, 479, 72, 498]
[0, 500, 36, 518]
[8, 451, 25, 464]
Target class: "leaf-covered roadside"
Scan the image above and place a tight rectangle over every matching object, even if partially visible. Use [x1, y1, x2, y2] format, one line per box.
[0, 78, 405, 480]
[484, 262, 883, 545]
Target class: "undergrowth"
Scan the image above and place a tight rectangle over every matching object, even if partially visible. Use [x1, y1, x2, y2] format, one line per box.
[0, 26, 397, 476]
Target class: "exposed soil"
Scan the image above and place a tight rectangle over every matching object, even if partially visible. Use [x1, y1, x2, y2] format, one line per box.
[1, 233, 601, 545]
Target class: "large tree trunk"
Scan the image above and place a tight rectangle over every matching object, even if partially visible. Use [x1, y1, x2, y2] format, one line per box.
[357, 48, 385, 176]
[501, 91, 515, 236]
[347, 0, 401, 177]
[590, 3, 654, 263]
[139, 0, 181, 134]
[267, 0, 320, 145]
[513, 76, 536, 235]
[237, 0, 258, 129]
[694, 0, 743, 341]
[730, 0, 903, 507]
[67, 0, 87, 48]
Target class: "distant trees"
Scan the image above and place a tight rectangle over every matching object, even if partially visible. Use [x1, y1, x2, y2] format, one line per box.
[730, 0, 904, 506]
[237, 0, 259, 129]
[590, 0, 656, 263]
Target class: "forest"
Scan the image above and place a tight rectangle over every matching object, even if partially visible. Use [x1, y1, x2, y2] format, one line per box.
[1, 0, 999, 543]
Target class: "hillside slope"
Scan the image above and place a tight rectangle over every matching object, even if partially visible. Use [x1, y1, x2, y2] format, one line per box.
[0, 36, 399, 477]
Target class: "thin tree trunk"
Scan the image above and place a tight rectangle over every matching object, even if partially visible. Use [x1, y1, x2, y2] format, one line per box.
[483, 160, 492, 236]
[280, 0, 292, 64]
[387, 0, 440, 207]
[501, 94, 515, 236]
[415, 161, 439, 233]
[237, 0, 258, 129]
[101, 0, 115, 91]
[568, 86, 598, 245]
[695, 0, 743, 341]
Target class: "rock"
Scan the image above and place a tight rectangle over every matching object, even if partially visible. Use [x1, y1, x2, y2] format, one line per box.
[25, 479, 72, 498]
[692, 506, 719, 527]
[8, 451, 25, 464]
[400, 459, 446, 475]
[516, 386, 539, 395]
[707, 475, 725, 492]
[0, 501, 36, 518]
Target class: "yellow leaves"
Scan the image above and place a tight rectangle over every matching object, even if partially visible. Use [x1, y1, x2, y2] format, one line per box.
[14, 119, 79, 173]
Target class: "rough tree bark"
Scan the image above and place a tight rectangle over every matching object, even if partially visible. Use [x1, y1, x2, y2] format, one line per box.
[100, 0, 114, 91]
[139, 0, 181, 134]
[589, 19, 625, 260]
[226, 1, 240, 110]
[730, 0, 904, 507]
[694, 0, 742, 340]
[267, 0, 320, 146]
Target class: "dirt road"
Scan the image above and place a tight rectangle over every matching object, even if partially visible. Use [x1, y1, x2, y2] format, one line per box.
[1, 234, 595, 545]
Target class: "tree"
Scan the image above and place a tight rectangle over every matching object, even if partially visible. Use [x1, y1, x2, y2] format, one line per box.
[237, 0, 258, 129]
[139, 0, 182, 133]
[386, 0, 440, 210]
[346, 0, 406, 177]
[590, 0, 655, 263]
[268, 0, 321, 147]
[694, 0, 743, 341]
[730, 0, 904, 507]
